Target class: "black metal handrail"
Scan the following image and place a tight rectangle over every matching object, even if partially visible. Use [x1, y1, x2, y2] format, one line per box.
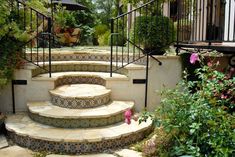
[110, 0, 174, 74]
[14, 0, 52, 77]
[110, 0, 176, 108]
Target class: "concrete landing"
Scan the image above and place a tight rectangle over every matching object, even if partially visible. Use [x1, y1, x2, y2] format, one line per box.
[0, 146, 142, 157]
[0, 146, 33, 157]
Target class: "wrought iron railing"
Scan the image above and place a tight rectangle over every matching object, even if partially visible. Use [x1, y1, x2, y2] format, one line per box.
[110, 0, 176, 107]
[176, 0, 235, 46]
[110, 0, 176, 75]
[13, 0, 52, 77]
[110, 0, 235, 107]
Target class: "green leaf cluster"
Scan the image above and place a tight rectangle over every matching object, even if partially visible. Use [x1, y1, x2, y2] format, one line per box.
[131, 15, 175, 53]
[0, 0, 41, 86]
[153, 62, 235, 156]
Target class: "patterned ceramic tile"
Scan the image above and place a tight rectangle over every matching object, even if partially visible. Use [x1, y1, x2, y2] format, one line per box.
[28, 111, 125, 128]
[51, 93, 110, 109]
[7, 126, 153, 154]
[30, 52, 145, 77]
[27, 52, 146, 64]
[54, 76, 106, 88]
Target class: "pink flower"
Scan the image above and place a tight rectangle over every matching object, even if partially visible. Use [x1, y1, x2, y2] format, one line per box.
[190, 53, 199, 64]
[125, 118, 131, 125]
[221, 94, 228, 99]
[207, 62, 213, 67]
[124, 109, 132, 125]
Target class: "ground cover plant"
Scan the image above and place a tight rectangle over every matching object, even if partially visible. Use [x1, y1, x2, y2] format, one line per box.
[137, 53, 235, 157]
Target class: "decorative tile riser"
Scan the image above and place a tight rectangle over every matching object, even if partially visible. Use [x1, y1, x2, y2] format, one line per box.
[32, 64, 110, 77]
[27, 53, 146, 65]
[28, 112, 124, 128]
[32, 64, 129, 77]
[54, 76, 106, 88]
[50, 93, 110, 109]
[7, 127, 153, 154]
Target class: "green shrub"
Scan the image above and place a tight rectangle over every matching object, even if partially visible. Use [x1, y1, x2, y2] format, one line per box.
[0, 1, 30, 87]
[94, 24, 109, 37]
[94, 24, 109, 46]
[96, 30, 126, 46]
[108, 31, 126, 46]
[140, 53, 235, 156]
[131, 15, 175, 54]
[54, 5, 77, 29]
[98, 31, 110, 46]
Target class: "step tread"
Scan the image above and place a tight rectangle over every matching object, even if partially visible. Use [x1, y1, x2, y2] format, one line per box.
[50, 84, 111, 98]
[33, 71, 128, 81]
[36, 61, 145, 70]
[28, 101, 134, 119]
[6, 113, 152, 142]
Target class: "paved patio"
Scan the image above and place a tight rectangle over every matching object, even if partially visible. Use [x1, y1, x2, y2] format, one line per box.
[0, 145, 142, 157]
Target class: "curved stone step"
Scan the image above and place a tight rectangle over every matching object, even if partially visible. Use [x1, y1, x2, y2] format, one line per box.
[28, 101, 134, 128]
[50, 84, 111, 109]
[6, 114, 153, 154]
[30, 61, 145, 77]
[33, 71, 129, 82]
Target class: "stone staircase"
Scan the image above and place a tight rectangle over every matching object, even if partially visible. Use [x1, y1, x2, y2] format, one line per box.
[5, 51, 152, 155]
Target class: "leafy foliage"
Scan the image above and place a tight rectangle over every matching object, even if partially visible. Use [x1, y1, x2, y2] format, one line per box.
[132, 15, 175, 53]
[54, 0, 96, 45]
[0, 0, 30, 86]
[94, 0, 121, 25]
[150, 56, 235, 156]
[54, 5, 77, 29]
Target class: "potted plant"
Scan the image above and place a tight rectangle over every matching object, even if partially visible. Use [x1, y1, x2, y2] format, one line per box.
[53, 6, 81, 46]
[131, 15, 175, 55]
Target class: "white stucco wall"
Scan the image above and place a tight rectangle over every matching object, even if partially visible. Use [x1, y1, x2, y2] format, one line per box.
[147, 56, 182, 111]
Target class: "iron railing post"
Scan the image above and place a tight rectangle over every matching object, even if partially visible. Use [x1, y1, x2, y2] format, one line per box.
[176, 0, 180, 55]
[48, 17, 52, 78]
[144, 54, 149, 108]
[51, 0, 55, 46]
[110, 18, 114, 77]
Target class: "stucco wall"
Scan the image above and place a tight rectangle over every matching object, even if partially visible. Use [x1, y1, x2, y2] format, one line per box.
[147, 56, 182, 111]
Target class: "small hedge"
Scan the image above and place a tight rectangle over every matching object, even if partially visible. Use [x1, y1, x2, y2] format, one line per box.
[132, 15, 175, 54]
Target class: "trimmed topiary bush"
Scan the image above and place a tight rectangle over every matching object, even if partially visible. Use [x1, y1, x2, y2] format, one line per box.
[131, 15, 175, 55]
